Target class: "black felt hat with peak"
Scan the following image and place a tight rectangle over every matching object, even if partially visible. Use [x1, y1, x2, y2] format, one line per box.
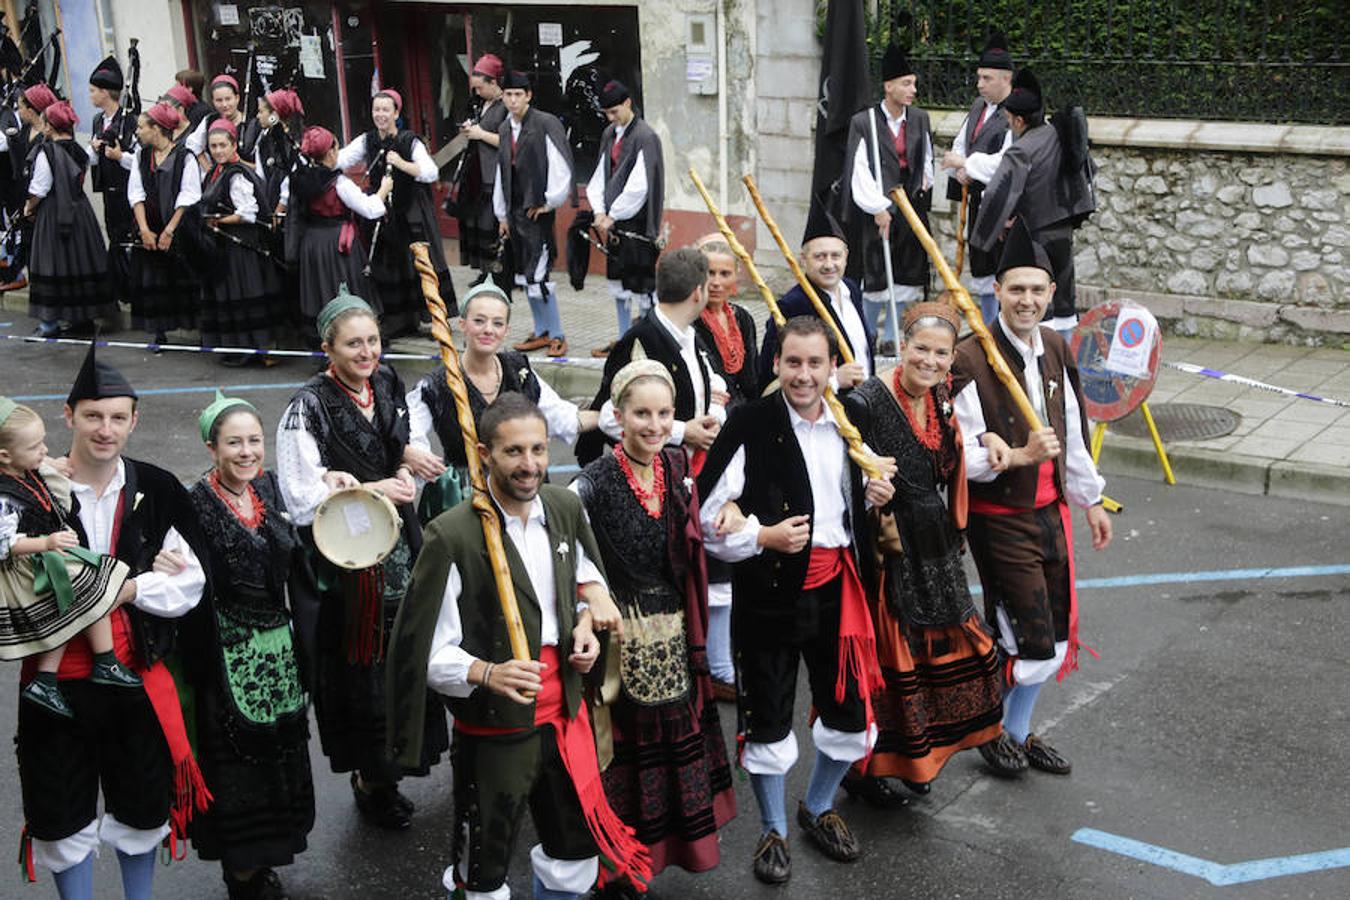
[67, 341, 136, 407]
[89, 54, 123, 90]
[880, 44, 915, 82]
[977, 31, 1013, 70]
[996, 219, 1054, 278]
[1003, 68, 1043, 116]
[802, 198, 848, 246]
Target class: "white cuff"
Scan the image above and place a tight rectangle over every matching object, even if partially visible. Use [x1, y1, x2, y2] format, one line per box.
[811, 718, 876, 764]
[743, 732, 800, 775]
[30, 820, 99, 874]
[99, 813, 170, 856]
[530, 843, 599, 893]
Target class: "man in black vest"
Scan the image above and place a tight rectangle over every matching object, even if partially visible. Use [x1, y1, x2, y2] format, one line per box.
[970, 69, 1096, 335]
[494, 70, 575, 358]
[757, 203, 873, 393]
[16, 342, 206, 899]
[88, 56, 138, 317]
[385, 395, 637, 900]
[577, 247, 725, 466]
[941, 31, 1014, 327]
[840, 44, 933, 353]
[952, 222, 1112, 778]
[585, 78, 665, 358]
[700, 316, 894, 885]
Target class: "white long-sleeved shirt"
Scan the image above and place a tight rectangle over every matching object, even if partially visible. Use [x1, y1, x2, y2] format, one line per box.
[492, 118, 572, 219]
[597, 306, 727, 446]
[276, 173, 389, 221]
[200, 170, 259, 223]
[68, 459, 205, 618]
[952, 320, 1105, 509]
[849, 103, 934, 216]
[585, 123, 647, 221]
[336, 134, 438, 183]
[127, 147, 202, 209]
[274, 400, 339, 528]
[27, 150, 53, 198]
[425, 487, 604, 697]
[822, 283, 872, 383]
[700, 401, 854, 562]
[406, 366, 581, 456]
[948, 102, 1013, 185]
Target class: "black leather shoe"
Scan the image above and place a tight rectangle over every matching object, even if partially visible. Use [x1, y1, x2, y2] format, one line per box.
[224, 867, 286, 899]
[796, 803, 861, 862]
[840, 773, 910, 809]
[978, 732, 1029, 778]
[351, 773, 412, 830]
[21, 679, 74, 718]
[90, 659, 142, 688]
[1024, 734, 1072, 775]
[752, 830, 791, 884]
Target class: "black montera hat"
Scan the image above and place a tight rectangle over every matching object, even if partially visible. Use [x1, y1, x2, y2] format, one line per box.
[67, 340, 136, 407]
[977, 31, 1013, 70]
[881, 44, 914, 82]
[89, 55, 123, 90]
[802, 198, 847, 246]
[1003, 68, 1043, 116]
[996, 219, 1054, 278]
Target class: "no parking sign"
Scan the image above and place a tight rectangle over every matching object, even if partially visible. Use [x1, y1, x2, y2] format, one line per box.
[1070, 302, 1162, 422]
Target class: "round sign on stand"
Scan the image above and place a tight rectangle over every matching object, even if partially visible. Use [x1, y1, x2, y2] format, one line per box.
[1070, 301, 1163, 423]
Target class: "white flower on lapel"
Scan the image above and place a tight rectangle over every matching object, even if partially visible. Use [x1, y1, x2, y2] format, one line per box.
[556, 541, 569, 557]
[132, 491, 144, 512]
[941, 400, 952, 418]
[683, 476, 694, 492]
[518, 368, 530, 385]
[1048, 379, 1059, 400]
[280, 510, 292, 523]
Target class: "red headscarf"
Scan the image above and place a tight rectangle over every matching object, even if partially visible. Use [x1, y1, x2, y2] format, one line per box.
[207, 117, 238, 139]
[43, 100, 78, 133]
[265, 89, 303, 121]
[166, 83, 197, 108]
[300, 125, 336, 160]
[22, 83, 57, 113]
[210, 73, 239, 93]
[374, 88, 402, 112]
[472, 54, 504, 80]
[145, 102, 182, 132]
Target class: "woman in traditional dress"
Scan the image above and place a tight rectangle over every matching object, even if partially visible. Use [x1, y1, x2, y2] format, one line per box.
[255, 89, 304, 217]
[572, 361, 736, 895]
[199, 119, 283, 366]
[0, 83, 56, 298]
[690, 237, 758, 701]
[129, 100, 202, 345]
[275, 290, 447, 831]
[284, 126, 388, 347]
[24, 101, 114, 335]
[185, 393, 315, 900]
[185, 73, 262, 165]
[839, 301, 1004, 805]
[336, 88, 455, 335]
[454, 54, 509, 282]
[403, 277, 598, 511]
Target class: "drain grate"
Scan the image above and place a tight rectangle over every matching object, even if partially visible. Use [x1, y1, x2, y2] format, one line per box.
[1109, 403, 1240, 442]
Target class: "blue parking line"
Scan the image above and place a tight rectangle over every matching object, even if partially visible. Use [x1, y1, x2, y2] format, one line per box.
[1073, 828, 1350, 886]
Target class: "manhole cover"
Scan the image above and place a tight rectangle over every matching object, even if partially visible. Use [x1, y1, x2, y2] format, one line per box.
[1109, 403, 1240, 442]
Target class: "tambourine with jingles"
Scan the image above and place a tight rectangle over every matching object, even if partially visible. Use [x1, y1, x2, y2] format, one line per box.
[311, 487, 401, 571]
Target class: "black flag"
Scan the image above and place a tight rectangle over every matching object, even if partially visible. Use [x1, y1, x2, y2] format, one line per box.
[810, 0, 870, 215]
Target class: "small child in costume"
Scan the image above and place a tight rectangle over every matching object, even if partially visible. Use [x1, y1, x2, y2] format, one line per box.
[0, 397, 139, 718]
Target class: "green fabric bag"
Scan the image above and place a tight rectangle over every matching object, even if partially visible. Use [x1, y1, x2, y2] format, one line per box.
[417, 465, 469, 525]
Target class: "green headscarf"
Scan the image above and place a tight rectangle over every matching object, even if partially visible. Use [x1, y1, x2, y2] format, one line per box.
[0, 396, 15, 428]
[199, 389, 258, 443]
[316, 283, 375, 343]
[460, 274, 510, 312]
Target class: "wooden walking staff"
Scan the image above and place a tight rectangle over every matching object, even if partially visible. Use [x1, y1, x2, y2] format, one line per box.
[687, 169, 882, 480]
[889, 187, 1045, 431]
[411, 242, 532, 669]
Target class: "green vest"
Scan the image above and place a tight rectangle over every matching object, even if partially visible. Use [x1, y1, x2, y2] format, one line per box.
[386, 484, 606, 768]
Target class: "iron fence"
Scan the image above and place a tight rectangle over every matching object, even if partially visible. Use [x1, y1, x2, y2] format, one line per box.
[861, 0, 1347, 124]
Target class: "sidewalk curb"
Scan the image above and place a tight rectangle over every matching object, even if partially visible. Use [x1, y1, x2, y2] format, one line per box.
[1097, 433, 1350, 506]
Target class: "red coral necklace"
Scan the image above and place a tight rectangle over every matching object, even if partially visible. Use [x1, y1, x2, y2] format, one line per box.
[328, 365, 374, 409]
[614, 446, 665, 518]
[210, 470, 265, 529]
[892, 368, 944, 451]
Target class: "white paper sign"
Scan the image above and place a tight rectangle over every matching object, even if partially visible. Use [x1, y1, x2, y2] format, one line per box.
[1105, 305, 1158, 378]
[342, 501, 372, 538]
[686, 56, 714, 82]
[538, 23, 563, 47]
[299, 33, 324, 79]
[217, 4, 239, 26]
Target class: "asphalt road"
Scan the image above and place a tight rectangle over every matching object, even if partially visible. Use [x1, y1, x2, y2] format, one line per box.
[1, 334, 1348, 899]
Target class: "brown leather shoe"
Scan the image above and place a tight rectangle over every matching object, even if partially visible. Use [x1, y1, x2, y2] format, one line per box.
[591, 341, 616, 359]
[710, 678, 736, 703]
[752, 830, 791, 884]
[1023, 734, 1072, 775]
[547, 338, 569, 357]
[796, 803, 860, 862]
[513, 332, 550, 351]
[978, 731, 1029, 778]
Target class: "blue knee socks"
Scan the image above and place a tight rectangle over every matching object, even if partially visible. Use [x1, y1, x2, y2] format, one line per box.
[803, 750, 852, 818]
[52, 852, 94, 900]
[532, 872, 578, 900]
[707, 604, 734, 683]
[615, 295, 631, 335]
[117, 848, 156, 900]
[1003, 682, 1044, 745]
[750, 772, 788, 837]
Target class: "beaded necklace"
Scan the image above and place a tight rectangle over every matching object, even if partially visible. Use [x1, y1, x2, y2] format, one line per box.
[328, 365, 374, 409]
[892, 368, 944, 451]
[209, 469, 265, 529]
[614, 446, 665, 519]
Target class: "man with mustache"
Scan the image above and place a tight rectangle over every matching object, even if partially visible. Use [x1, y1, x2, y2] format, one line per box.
[387, 395, 637, 900]
[700, 317, 895, 885]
